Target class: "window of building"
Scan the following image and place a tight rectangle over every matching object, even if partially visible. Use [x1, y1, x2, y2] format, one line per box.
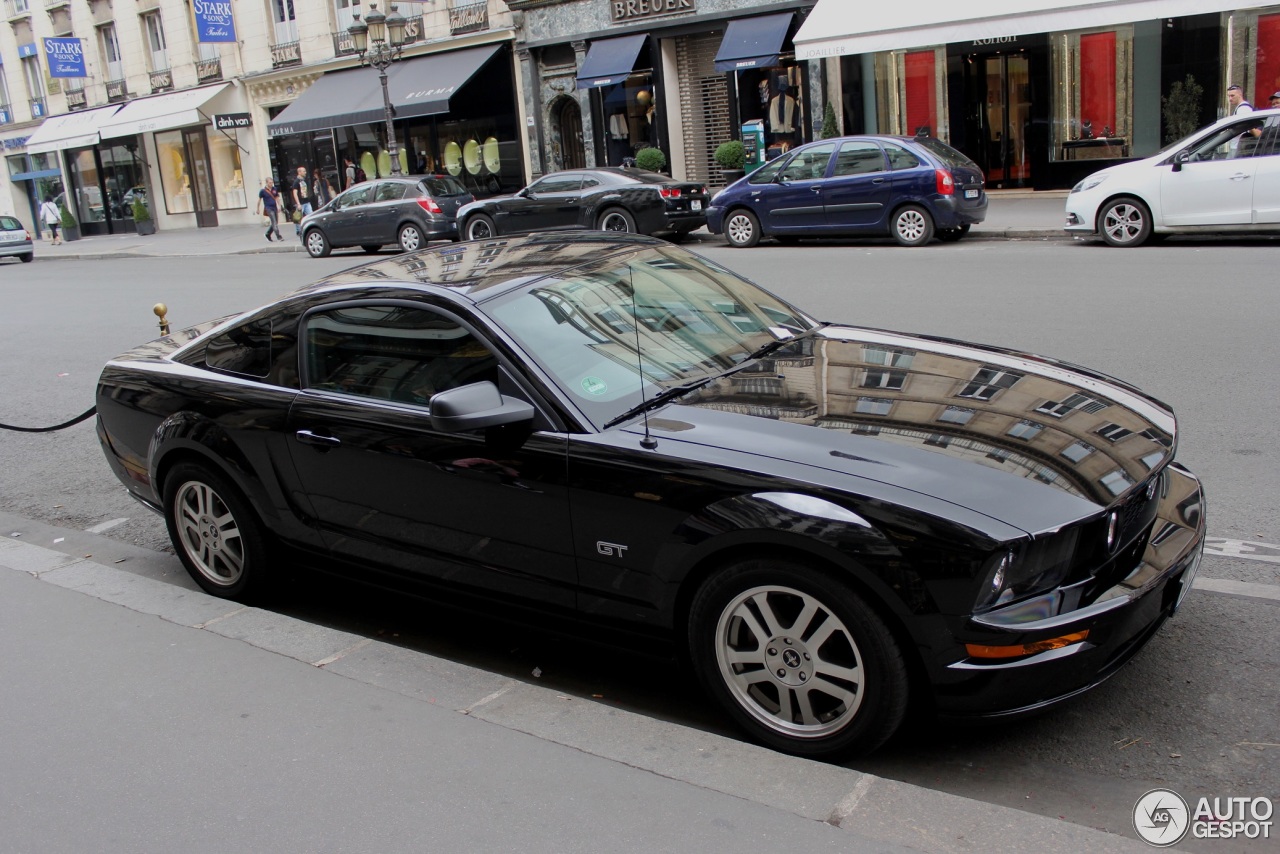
[938, 406, 973, 425]
[863, 346, 912, 368]
[0, 68, 12, 110]
[99, 23, 124, 82]
[1050, 26, 1134, 162]
[958, 366, 1023, 400]
[1007, 420, 1043, 441]
[1100, 468, 1133, 496]
[333, 0, 357, 33]
[21, 56, 45, 103]
[1061, 441, 1092, 463]
[1096, 423, 1133, 442]
[855, 396, 892, 416]
[874, 47, 948, 140]
[1139, 450, 1164, 470]
[860, 369, 907, 390]
[271, 0, 299, 44]
[143, 12, 168, 72]
[1036, 392, 1107, 418]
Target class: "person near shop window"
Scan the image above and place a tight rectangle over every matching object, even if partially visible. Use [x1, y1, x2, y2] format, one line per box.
[344, 157, 356, 190]
[1227, 85, 1262, 154]
[40, 196, 61, 245]
[291, 166, 312, 236]
[256, 177, 283, 242]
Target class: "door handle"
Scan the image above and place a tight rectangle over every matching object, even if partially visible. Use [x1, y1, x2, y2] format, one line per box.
[1229, 173, 1251, 181]
[295, 429, 341, 448]
[872, 178, 886, 184]
[810, 186, 822, 193]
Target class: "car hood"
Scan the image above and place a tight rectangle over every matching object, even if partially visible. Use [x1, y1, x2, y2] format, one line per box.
[636, 325, 1176, 535]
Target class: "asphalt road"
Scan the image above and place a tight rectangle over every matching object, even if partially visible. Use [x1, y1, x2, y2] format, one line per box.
[1, 239, 1276, 850]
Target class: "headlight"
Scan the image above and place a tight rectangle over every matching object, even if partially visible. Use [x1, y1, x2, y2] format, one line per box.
[975, 529, 1080, 612]
[1070, 174, 1109, 194]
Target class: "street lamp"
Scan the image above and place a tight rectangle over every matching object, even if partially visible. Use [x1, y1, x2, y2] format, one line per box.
[349, 2, 408, 176]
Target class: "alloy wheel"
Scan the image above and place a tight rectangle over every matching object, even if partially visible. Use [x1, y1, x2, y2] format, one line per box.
[173, 480, 245, 588]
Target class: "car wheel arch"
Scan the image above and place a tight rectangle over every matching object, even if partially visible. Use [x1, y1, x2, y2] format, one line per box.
[150, 422, 281, 529]
[1095, 192, 1157, 230]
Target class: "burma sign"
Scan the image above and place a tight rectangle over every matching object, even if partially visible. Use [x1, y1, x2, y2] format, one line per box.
[194, 0, 237, 43]
[44, 38, 86, 78]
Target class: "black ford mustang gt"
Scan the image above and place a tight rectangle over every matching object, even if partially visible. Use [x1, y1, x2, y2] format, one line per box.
[96, 233, 1205, 759]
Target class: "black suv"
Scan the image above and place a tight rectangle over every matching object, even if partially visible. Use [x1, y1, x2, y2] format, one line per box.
[301, 176, 474, 258]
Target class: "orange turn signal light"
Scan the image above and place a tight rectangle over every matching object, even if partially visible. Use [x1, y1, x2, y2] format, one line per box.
[965, 630, 1090, 660]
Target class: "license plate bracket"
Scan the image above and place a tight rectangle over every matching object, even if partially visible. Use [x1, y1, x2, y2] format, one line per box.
[964, 189, 980, 199]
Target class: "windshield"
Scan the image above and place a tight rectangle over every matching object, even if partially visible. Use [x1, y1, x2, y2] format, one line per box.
[485, 246, 815, 429]
[914, 137, 979, 170]
[420, 176, 469, 196]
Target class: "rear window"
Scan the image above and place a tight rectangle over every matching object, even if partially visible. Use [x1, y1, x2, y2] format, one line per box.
[0, 216, 23, 230]
[419, 176, 468, 197]
[914, 137, 979, 170]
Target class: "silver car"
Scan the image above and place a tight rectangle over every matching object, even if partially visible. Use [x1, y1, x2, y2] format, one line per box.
[0, 216, 33, 263]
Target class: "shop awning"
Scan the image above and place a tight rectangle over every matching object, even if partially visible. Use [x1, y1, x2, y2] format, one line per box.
[795, 0, 1250, 59]
[267, 44, 503, 137]
[714, 13, 794, 72]
[24, 105, 123, 154]
[575, 34, 648, 88]
[98, 83, 231, 140]
[9, 168, 62, 181]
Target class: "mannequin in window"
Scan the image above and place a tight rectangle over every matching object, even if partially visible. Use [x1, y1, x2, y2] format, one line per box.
[608, 110, 631, 166]
[768, 85, 798, 136]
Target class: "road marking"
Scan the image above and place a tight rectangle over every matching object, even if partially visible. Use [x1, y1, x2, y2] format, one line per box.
[1205, 537, 1280, 565]
[85, 518, 129, 534]
[1193, 577, 1280, 602]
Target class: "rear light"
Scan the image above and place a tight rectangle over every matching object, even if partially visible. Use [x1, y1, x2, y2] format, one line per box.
[417, 197, 443, 214]
[25, 230, 32, 240]
[935, 169, 955, 195]
[659, 187, 682, 199]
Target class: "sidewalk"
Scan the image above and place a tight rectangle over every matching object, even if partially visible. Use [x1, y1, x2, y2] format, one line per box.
[0, 509, 1148, 853]
[28, 190, 1071, 261]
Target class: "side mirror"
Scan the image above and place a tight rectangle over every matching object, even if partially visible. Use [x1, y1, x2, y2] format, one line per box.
[1172, 150, 1190, 173]
[429, 381, 534, 433]
[516, 188, 530, 199]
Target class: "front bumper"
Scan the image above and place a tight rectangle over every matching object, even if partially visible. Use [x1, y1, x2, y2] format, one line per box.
[1064, 195, 1098, 235]
[931, 463, 1205, 718]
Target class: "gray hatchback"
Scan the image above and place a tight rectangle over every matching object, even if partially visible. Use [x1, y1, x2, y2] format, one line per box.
[0, 215, 34, 264]
[300, 175, 474, 258]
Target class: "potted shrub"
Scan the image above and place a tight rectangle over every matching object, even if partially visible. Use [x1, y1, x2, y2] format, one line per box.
[634, 146, 667, 173]
[714, 140, 746, 184]
[59, 203, 80, 242]
[132, 196, 156, 236]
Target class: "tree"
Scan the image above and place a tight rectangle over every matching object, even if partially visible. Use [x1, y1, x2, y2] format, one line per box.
[1162, 75, 1204, 145]
[822, 102, 839, 139]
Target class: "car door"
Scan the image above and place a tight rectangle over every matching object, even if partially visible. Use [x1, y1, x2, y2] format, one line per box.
[1249, 120, 1280, 223]
[361, 181, 409, 243]
[822, 140, 892, 230]
[327, 185, 375, 246]
[1160, 121, 1258, 226]
[285, 301, 576, 607]
[498, 175, 584, 234]
[762, 143, 835, 234]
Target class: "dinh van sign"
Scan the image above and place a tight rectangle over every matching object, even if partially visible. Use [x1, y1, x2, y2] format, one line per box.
[611, 0, 694, 24]
[215, 113, 252, 130]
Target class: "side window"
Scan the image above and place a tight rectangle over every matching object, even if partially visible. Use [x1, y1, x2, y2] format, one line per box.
[375, 182, 407, 202]
[581, 177, 601, 189]
[833, 141, 887, 176]
[529, 175, 583, 194]
[779, 143, 835, 182]
[882, 142, 923, 170]
[339, 185, 374, 208]
[747, 158, 786, 185]
[206, 318, 273, 379]
[1256, 120, 1280, 157]
[304, 305, 499, 407]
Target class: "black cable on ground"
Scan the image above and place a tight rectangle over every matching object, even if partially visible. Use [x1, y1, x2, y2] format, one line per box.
[0, 406, 97, 433]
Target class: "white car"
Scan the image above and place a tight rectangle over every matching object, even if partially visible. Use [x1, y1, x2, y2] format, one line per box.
[1065, 107, 1280, 246]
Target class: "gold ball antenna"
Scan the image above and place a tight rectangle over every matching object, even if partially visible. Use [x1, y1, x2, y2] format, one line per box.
[153, 302, 170, 336]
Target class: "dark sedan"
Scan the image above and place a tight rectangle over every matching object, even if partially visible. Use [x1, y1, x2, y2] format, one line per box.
[300, 175, 473, 258]
[708, 134, 987, 247]
[457, 168, 707, 241]
[96, 233, 1203, 759]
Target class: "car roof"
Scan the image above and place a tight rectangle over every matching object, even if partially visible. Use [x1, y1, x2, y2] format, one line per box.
[296, 231, 666, 302]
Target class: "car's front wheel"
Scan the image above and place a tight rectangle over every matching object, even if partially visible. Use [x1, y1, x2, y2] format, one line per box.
[724, 209, 761, 248]
[163, 462, 270, 602]
[598, 208, 636, 233]
[304, 228, 331, 258]
[398, 223, 425, 252]
[689, 559, 909, 759]
[465, 215, 496, 241]
[1098, 197, 1152, 247]
[891, 205, 934, 246]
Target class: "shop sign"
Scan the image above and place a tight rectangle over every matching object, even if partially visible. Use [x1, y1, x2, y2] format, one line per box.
[150, 69, 174, 93]
[106, 79, 129, 103]
[403, 16, 423, 45]
[17, 44, 39, 59]
[271, 41, 302, 68]
[2, 136, 30, 148]
[449, 2, 488, 36]
[0, 110, 11, 126]
[66, 88, 87, 110]
[196, 57, 223, 83]
[43, 38, 86, 78]
[610, 0, 693, 24]
[193, 0, 238, 43]
[215, 113, 252, 130]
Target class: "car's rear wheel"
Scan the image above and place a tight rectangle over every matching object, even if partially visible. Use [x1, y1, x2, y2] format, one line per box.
[398, 223, 425, 252]
[689, 558, 909, 759]
[598, 208, 636, 233]
[1098, 197, 1151, 247]
[724, 209, 761, 248]
[361, 244, 383, 254]
[163, 462, 270, 602]
[304, 229, 331, 258]
[891, 205, 934, 246]
[466, 215, 495, 241]
[19, 252, 33, 263]
[937, 223, 971, 243]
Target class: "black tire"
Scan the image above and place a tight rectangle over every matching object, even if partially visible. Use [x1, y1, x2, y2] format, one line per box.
[724, 209, 762, 248]
[937, 223, 971, 243]
[598, 207, 636, 233]
[774, 236, 800, 245]
[19, 253, 33, 263]
[163, 462, 270, 602]
[465, 214, 496, 241]
[688, 558, 909, 759]
[890, 205, 935, 247]
[304, 228, 331, 258]
[361, 244, 383, 254]
[398, 223, 425, 252]
[1098, 197, 1152, 247]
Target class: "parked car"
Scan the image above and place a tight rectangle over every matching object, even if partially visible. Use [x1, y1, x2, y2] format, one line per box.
[0, 215, 34, 263]
[1066, 108, 1280, 246]
[300, 175, 473, 258]
[96, 232, 1204, 759]
[457, 167, 707, 241]
[708, 134, 987, 248]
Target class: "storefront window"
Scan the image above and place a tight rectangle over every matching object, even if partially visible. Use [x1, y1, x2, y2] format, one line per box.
[155, 129, 194, 214]
[66, 148, 104, 224]
[597, 74, 657, 167]
[736, 63, 806, 159]
[874, 48, 948, 141]
[208, 132, 246, 209]
[1050, 27, 1133, 161]
[1253, 12, 1280, 106]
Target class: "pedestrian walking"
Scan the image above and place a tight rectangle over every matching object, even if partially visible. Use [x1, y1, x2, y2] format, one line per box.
[39, 196, 62, 245]
[256, 177, 283, 242]
[344, 157, 356, 190]
[291, 166, 312, 237]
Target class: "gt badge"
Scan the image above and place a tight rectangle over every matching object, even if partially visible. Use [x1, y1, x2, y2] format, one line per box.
[597, 541, 628, 558]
